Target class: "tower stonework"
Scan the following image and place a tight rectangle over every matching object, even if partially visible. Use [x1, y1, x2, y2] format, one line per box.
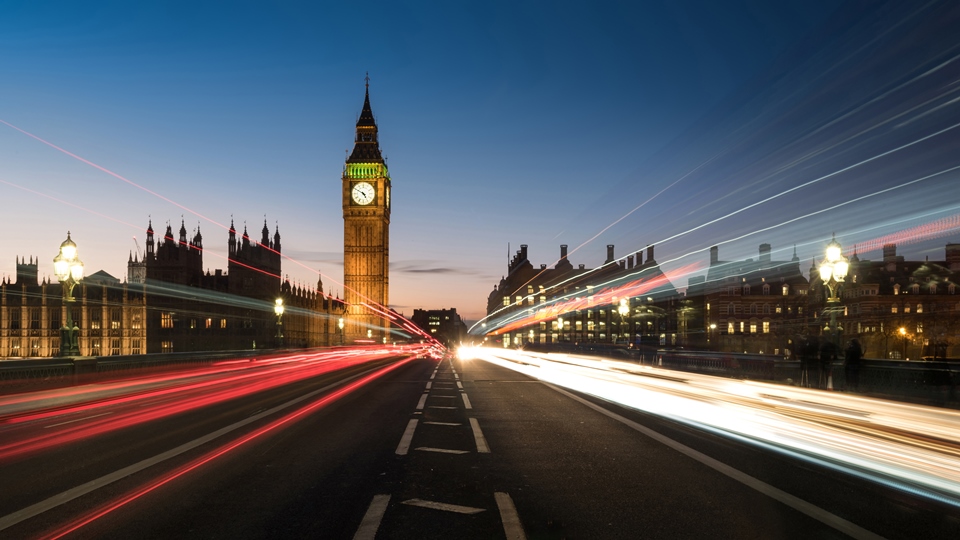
[342, 79, 391, 342]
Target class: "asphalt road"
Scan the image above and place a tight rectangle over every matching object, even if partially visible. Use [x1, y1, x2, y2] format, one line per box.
[0, 350, 956, 538]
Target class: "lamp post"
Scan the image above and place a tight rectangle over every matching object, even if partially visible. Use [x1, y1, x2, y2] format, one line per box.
[818, 234, 849, 348]
[338, 317, 345, 345]
[899, 326, 907, 360]
[274, 298, 284, 346]
[617, 298, 630, 344]
[53, 232, 84, 357]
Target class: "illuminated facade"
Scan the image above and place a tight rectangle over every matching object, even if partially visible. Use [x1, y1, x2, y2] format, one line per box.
[0, 220, 344, 358]
[0, 258, 146, 357]
[817, 243, 960, 360]
[411, 308, 467, 346]
[485, 244, 680, 347]
[342, 79, 391, 342]
[689, 244, 810, 356]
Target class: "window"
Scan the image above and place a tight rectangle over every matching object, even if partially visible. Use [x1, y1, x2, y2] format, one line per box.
[763, 304, 770, 315]
[132, 339, 142, 355]
[762, 321, 770, 334]
[893, 284, 900, 295]
[950, 284, 956, 294]
[776, 304, 782, 314]
[910, 284, 919, 294]
[750, 304, 757, 315]
[782, 285, 789, 296]
[515, 295, 522, 306]
[111, 308, 122, 329]
[503, 296, 510, 307]
[727, 322, 734, 334]
[111, 338, 121, 356]
[30, 309, 40, 330]
[905, 305, 911, 314]
[763, 284, 770, 295]
[220, 318, 227, 329]
[10, 310, 19, 330]
[891, 305, 898, 314]
[190, 319, 197, 329]
[930, 284, 937, 294]
[916, 304, 923, 314]
[162, 312, 174, 329]
[30, 339, 39, 356]
[162, 340, 173, 353]
[743, 285, 751, 295]
[92, 339, 101, 353]
[739, 321, 745, 334]
[132, 314, 141, 330]
[750, 323, 757, 334]
[206, 318, 212, 329]
[91, 309, 101, 330]
[50, 310, 61, 330]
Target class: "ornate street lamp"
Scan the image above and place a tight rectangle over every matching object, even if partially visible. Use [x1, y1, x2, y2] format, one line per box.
[274, 298, 284, 346]
[899, 326, 907, 360]
[617, 298, 630, 344]
[338, 317, 345, 345]
[818, 234, 849, 347]
[53, 232, 84, 356]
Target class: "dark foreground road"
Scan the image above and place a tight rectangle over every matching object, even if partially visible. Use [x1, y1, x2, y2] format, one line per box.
[0, 349, 956, 538]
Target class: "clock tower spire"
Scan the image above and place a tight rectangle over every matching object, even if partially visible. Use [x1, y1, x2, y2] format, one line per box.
[342, 75, 391, 343]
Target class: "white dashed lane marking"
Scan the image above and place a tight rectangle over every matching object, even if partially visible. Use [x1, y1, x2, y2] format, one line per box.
[461, 393, 473, 409]
[353, 494, 391, 540]
[469, 418, 490, 453]
[395, 419, 418, 455]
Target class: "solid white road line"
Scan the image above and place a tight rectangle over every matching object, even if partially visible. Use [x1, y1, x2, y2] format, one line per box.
[461, 392, 473, 409]
[494, 492, 526, 540]
[427, 406, 457, 410]
[415, 393, 428, 410]
[401, 499, 485, 514]
[424, 421, 462, 426]
[395, 419, 419, 455]
[0, 365, 386, 533]
[546, 384, 885, 540]
[414, 447, 469, 454]
[469, 418, 490, 453]
[456, 381, 464, 389]
[353, 494, 391, 540]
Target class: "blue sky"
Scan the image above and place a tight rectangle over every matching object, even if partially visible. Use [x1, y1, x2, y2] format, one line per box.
[3, 1, 959, 322]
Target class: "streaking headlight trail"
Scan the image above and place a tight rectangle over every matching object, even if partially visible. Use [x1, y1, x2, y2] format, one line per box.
[461, 346, 960, 507]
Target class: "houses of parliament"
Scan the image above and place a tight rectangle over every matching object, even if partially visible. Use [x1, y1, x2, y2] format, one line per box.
[0, 83, 393, 358]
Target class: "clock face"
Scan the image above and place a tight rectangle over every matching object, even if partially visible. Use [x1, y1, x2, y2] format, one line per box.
[352, 182, 375, 205]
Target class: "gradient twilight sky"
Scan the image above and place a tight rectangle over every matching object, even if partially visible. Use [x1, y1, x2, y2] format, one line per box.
[2, 1, 959, 323]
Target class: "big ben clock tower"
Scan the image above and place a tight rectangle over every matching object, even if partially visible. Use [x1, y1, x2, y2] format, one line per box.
[343, 77, 391, 343]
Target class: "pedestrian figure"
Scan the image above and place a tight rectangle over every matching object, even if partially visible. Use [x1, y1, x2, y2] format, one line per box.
[819, 340, 837, 389]
[844, 338, 863, 391]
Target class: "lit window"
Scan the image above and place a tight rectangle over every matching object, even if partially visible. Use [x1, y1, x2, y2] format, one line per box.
[161, 312, 174, 329]
[762, 321, 770, 334]
[893, 284, 900, 295]
[220, 318, 227, 329]
[916, 304, 922, 313]
[750, 323, 757, 334]
[162, 340, 173, 353]
[503, 296, 510, 307]
[727, 322, 734, 334]
[740, 321, 745, 333]
[782, 285, 789, 296]
[206, 318, 212, 329]
[891, 305, 898, 314]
